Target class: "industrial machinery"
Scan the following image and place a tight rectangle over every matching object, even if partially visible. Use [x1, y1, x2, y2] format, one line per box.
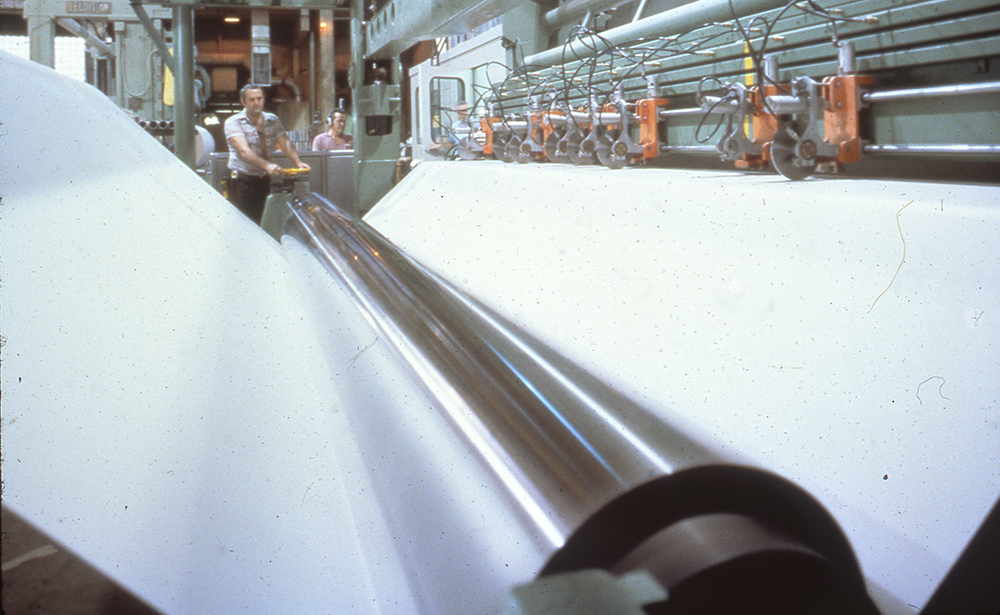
[3, 0, 999, 613]
[418, 0, 1000, 180]
[261, 166, 312, 236]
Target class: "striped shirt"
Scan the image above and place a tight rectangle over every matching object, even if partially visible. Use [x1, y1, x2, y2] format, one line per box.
[224, 110, 287, 176]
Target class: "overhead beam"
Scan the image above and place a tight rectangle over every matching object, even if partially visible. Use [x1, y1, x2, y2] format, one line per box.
[365, 0, 524, 58]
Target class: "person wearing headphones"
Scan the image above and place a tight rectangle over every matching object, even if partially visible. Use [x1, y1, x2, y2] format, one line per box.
[313, 108, 354, 151]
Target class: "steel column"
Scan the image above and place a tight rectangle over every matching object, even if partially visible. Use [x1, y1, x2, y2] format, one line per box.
[318, 9, 336, 119]
[28, 16, 55, 68]
[173, 4, 195, 168]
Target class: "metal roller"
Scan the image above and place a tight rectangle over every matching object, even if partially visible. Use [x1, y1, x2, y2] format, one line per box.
[282, 194, 882, 614]
[596, 133, 628, 169]
[544, 129, 571, 163]
[770, 121, 817, 181]
[507, 134, 534, 164]
[493, 132, 515, 162]
[570, 128, 600, 165]
[454, 136, 481, 160]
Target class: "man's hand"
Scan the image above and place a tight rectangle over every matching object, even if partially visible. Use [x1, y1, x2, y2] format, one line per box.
[266, 163, 284, 178]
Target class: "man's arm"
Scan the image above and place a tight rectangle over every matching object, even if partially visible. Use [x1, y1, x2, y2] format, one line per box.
[228, 134, 285, 178]
[277, 133, 310, 169]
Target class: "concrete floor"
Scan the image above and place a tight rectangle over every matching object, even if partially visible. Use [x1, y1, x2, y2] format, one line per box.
[1, 506, 160, 615]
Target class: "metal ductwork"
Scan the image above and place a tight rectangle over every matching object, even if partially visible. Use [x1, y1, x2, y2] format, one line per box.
[274, 78, 302, 101]
[195, 52, 251, 69]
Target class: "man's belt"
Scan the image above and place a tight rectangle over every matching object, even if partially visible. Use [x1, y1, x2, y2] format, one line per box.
[231, 170, 269, 181]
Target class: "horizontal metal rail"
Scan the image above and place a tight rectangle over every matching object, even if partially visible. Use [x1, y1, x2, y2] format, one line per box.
[506, 0, 1000, 115]
[863, 144, 1000, 156]
[862, 81, 1000, 104]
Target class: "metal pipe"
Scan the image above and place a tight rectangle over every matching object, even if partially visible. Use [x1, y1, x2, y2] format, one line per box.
[696, 96, 741, 115]
[765, 94, 810, 115]
[660, 144, 718, 153]
[275, 78, 303, 101]
[491, 120, 530, 132]
[659, 107, 709, 117]
[113, 23, 124, 107]
[578, 110, 624, 124]
[862, 81, 1000, 104]
[309, 24, 316, 122]
[546, 0, 634, 28]
[538, 110, 629, 125]
[527, 0, 789, 68]
[283, 194, 880, 615]
[194, 52, 250, 68]
[632, 0, 650, 23]
[56, 18, 112, 58]
[349, 0, 368, 210]
[130, 0, 176, 76]
[836, 40, 855, 76]
[194, 64, 212, 109]
[863, 144, 1000, 156]
[763, 53, 779, 83]
[173, 4, 195, 168]
[285, 194, 719, 545]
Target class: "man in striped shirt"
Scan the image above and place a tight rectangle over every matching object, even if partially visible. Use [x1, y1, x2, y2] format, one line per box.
[225, 84, 309, 224]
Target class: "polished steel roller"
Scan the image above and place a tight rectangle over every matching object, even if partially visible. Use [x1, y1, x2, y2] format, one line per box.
[282, 193, 881, 614]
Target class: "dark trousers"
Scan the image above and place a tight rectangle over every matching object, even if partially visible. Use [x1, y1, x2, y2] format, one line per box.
[228, 173, 271, 224]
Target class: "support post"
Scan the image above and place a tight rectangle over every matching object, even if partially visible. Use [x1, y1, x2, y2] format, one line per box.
[352, 0, 406, 214]
[173, 3, 195, 168]
[318, 9, 336, 120]
[28, 16, 55, 68]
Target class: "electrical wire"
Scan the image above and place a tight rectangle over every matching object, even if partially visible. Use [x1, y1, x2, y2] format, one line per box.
[479, 0, 876, 161]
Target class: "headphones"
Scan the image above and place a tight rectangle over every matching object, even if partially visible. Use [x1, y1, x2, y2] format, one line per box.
[328, 108, 347, 124]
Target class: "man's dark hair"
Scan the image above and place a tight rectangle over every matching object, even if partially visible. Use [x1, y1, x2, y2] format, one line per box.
[328, 107, 347, 124]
